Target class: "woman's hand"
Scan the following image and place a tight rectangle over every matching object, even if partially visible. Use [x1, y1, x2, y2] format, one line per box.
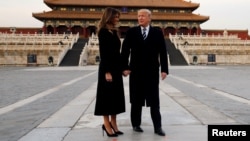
[105, 72, 112, 82]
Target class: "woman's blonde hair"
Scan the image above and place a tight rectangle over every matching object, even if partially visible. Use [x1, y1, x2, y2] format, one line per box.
[97, 7, 120, 34]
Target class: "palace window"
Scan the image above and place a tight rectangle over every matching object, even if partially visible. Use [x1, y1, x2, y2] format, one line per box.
[95, 8, 102, 12]
[180, 10, 185, 13]
[82, 8, 87, 12]
[153, 9, 159, 12]
[121, 7, 128, 13]
[74, 8, 81, 11]
[60, 7, 67, 11]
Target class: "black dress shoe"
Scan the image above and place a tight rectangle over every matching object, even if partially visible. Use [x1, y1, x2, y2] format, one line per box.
[133, 126, 143, 132]
[109, 122, 124, 135]
[155, 128, 166, 136]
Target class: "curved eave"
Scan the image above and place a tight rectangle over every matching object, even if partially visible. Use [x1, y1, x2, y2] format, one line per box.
[44, 0, 199, 9]
[33, 11, 209, 23]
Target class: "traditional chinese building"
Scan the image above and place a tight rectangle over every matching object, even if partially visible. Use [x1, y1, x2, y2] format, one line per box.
[32, 0, 209, 38]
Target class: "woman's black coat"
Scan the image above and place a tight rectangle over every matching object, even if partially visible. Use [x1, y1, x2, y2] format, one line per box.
[94, 28, 125, 115]
[121, 26, 169, 107]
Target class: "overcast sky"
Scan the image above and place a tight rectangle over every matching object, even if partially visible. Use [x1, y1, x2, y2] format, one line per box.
[0, 0, 249, 31]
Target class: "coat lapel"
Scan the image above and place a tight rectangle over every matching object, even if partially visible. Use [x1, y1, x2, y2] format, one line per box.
[146, 26, 153, 40]
[136, 26, 144, 40]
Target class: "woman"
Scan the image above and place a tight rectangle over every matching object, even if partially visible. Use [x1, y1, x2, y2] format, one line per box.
[94, 7, 125, 137]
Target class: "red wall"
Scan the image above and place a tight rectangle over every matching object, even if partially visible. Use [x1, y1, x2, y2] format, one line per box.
[1, 27, 250, 40]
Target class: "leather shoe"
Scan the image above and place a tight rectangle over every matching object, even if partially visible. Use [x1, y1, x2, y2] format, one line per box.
[155, 128, 166, 136]
[133, 126, 143, 132]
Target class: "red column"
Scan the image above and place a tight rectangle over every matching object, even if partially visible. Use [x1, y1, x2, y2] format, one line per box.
[175, 28, 178, 35]
[83, 27, 87, 38]
[53, 26, 57, 34]
[161, 28, 165, 35]
[42, 25, 47, 34]
[67, 26, 72, 33]
[197, 27, 201, 35]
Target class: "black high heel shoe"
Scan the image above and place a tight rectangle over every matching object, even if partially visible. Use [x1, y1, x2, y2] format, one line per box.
[110, 122, 124, 135]
[102, 124, 118, 137]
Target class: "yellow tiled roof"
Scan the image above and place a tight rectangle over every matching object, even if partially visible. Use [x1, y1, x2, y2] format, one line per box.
[33, 11, 209, 21]
[44, 0, 199, 8]
[34, 0, 209, 23]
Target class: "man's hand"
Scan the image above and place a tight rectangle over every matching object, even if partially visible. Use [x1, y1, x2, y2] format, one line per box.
[161, 72, 167, 80]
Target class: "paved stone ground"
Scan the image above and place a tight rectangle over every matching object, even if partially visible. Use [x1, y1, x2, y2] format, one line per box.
[0, 65, 250, 141]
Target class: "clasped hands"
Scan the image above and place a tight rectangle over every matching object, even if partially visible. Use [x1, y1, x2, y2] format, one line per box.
[122, 70, 131, 77]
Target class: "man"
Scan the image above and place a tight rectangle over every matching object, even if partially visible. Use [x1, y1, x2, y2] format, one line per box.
[121, 9, 169, 136]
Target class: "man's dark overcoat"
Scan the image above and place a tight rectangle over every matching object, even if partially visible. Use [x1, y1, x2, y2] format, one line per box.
[121, 26, 169, 107]
[94, 28, 125, 115]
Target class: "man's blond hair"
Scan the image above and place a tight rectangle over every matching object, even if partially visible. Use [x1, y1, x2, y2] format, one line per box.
[138, 9, 152, 17]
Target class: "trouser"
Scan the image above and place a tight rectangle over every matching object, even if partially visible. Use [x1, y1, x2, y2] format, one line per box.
[131, 103, 162, 129]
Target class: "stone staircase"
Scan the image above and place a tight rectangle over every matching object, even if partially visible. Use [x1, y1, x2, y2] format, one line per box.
[59, 38, 88, 66]
[165, 39, 188, 65]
